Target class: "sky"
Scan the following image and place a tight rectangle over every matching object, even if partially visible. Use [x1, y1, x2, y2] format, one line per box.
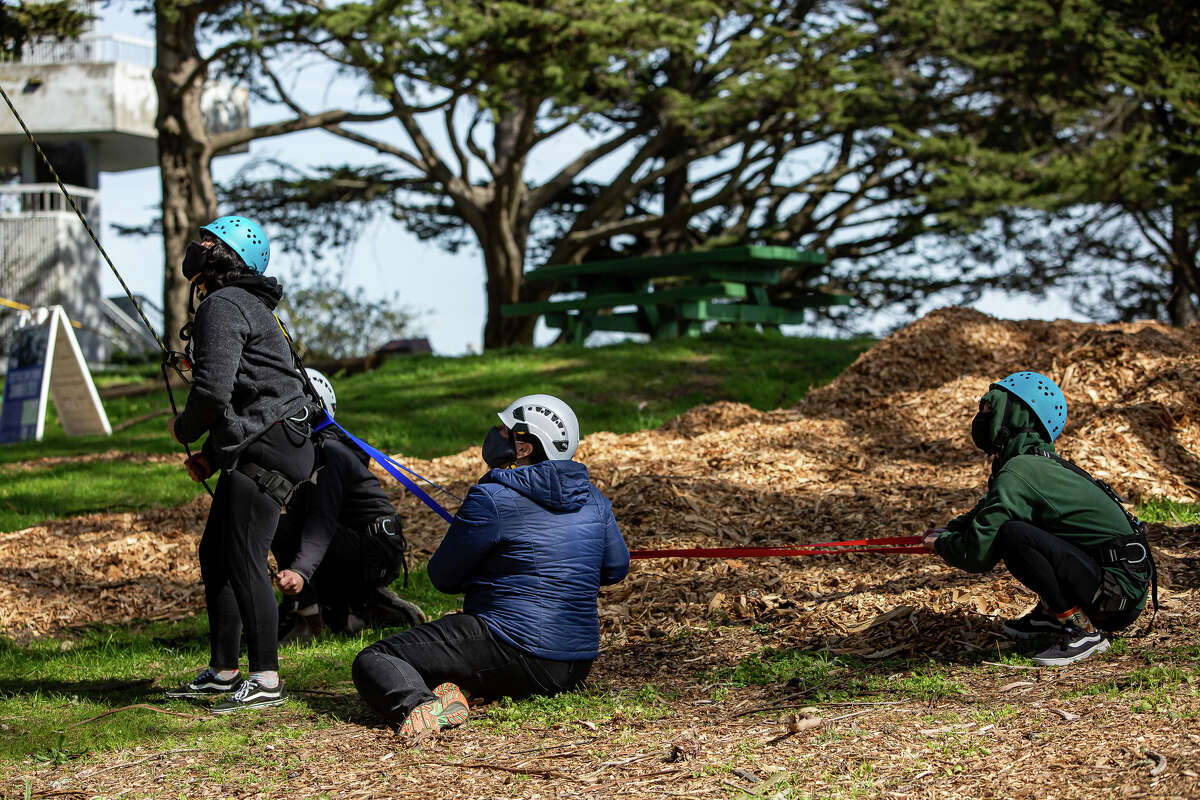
[89, 4, 1087, 357]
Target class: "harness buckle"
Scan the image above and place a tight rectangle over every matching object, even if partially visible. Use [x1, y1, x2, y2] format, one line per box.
[368, 514, 400, 538]
[238, 462, 299, 508]
[1124, 542, 1148, 565]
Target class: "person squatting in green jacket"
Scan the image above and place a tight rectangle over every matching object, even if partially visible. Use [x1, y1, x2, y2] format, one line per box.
[923, 371, 1155, 667]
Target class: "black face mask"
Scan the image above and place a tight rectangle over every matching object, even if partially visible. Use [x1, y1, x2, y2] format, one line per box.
[182, 241, 210, 280]
[971, 410, 995, 453]
[482, 426, 517, 468]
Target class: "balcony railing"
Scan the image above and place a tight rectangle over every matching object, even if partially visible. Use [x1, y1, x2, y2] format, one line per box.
[1, 34, 154, 69]
[0, 183, 99, 219]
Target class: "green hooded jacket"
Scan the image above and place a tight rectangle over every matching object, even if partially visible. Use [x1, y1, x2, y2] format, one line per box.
[935, 389, 1147, 608]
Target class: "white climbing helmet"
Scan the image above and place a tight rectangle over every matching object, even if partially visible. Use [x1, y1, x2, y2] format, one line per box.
[306, 368, 336, 416]
[497, 394, 579, 461]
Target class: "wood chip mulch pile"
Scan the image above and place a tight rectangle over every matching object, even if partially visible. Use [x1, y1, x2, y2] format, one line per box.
[4, 307, 1200, 798]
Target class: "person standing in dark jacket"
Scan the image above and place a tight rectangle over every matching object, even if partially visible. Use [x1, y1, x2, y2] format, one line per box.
[163, 216, 315, 712]
[352, 394, 630, 736]
[924, 372, 1154, 667]
[273, 369, 425, 641]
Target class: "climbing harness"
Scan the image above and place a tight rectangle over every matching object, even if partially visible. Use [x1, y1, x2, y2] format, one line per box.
[0, 84, 211, 493]
[1035, 451, 1159, 631]
[364, 512, 410, 587]
[237, 461, 302, 507]
[233, 404, 321, 507]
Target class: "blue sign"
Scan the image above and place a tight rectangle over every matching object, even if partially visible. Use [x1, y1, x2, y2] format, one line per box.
[0, 322, 51, 444]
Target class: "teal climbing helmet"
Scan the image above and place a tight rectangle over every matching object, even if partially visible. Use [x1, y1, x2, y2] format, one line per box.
[992, 371, 1067, 441]
[200, 216, 270, 274]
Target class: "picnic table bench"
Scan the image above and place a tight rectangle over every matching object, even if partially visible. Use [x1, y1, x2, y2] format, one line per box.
[500, 245, 850, 343]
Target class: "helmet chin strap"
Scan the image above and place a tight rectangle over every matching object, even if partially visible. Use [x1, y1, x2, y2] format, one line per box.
[179, 280, 204, 342]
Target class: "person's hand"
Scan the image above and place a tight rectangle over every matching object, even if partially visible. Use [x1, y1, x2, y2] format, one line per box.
[168, 414, 183, 444]
[922, 527, 946, 551]
[277, 569, 305, 595]
[184, 453, 212, 482]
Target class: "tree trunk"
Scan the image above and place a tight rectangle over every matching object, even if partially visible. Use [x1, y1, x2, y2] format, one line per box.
[155, 1, 217, 352]
[1166, 212, 1199, 326]
[480, 220, 539, 349]
[479, 102, 544, 349]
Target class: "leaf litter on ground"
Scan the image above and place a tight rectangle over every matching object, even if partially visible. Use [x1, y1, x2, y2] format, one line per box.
[4, 307, 1200, 798]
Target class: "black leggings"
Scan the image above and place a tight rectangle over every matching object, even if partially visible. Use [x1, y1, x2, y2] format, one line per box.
[198, 423, 314, 672]
[352, 613, 592, 724]
[996, 520, 1141, 631]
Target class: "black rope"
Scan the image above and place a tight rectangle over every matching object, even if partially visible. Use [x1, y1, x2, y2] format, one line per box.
[1, 83, 212, 496]
[0, 83, 167, 354]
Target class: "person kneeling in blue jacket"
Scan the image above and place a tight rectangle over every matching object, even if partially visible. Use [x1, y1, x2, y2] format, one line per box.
[352, 394, 630, 736]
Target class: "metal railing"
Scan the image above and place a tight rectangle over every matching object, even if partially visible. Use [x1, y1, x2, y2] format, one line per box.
[1, 34, 154, 68]
[0, 183, 99, 218]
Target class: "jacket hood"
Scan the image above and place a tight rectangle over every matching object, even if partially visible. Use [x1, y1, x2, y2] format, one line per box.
[483, 459, 591, 512]
[984, 388, 1055, 466]
[215, 274, 284, 310]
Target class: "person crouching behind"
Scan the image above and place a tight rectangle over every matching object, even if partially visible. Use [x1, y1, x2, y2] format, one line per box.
[923, 372, 1155, 667]
[352, 394, 630, 735]
[274, 369, 424, 641]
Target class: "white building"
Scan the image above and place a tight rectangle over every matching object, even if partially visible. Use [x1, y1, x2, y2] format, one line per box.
[0, 15, 247, 365]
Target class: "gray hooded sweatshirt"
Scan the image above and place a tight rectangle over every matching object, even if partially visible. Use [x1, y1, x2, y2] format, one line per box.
[173, 276, 308, 469]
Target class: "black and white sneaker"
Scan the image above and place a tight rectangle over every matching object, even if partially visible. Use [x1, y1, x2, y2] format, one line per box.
[165, 668, 241, 699]
[1001, 606, 1064, 639]
[1032, 627, 1110, 667]
[210, 677, 287, 714]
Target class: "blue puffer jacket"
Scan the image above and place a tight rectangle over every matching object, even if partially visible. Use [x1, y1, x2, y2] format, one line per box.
[427, 459, 630, 661]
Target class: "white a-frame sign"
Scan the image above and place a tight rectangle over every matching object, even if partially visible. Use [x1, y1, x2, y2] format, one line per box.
[0, 306, 111, 444]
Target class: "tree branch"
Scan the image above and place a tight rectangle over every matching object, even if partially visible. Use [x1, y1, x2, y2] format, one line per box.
[208, 107, 393, 153]
[444, 95, 472, 185]
[528, 124, 650, 210]
[465, 109, 495, 176]
[322, 124, 428, 172]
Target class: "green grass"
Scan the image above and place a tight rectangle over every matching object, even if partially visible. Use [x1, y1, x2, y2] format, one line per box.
[1075, 647, 1200, 710]
[0, 567, 457, 766]
[326, 328, 871, 458]
[715, 648, 843, 690]
[1136, 496, 1200, 525]
[0, 556, 674, 768]
[481, 684, 673, 730]
[0, 330, 872, 532]
[709, 648, 963, 703]
[1067, 644, 1200, 717]
[0, 460, 199, 531]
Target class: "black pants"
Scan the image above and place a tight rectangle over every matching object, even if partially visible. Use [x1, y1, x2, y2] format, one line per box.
[274, 522, 401, 605]
[198, 423, 314, 672]
[996, 520, 1142, 631]
[352, 613, 592, 724]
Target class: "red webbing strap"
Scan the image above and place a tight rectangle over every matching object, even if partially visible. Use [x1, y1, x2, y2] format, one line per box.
[629, 535, 926, 560]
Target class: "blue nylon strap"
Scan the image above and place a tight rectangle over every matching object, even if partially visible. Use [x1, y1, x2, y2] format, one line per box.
[317, 412, 456, 523]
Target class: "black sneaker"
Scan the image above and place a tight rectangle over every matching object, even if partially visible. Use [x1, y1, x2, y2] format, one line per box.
[362, 586, 426, 628]
[164, 668, 241, 699]
[1001, 606, 1064, 639]
[210, 677, 287, 714]
[1032, 627, 1110, 667]
[280, 613, 324, 646]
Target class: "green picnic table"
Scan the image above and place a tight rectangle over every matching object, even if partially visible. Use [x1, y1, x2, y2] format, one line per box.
[500, 245, 850, 343]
